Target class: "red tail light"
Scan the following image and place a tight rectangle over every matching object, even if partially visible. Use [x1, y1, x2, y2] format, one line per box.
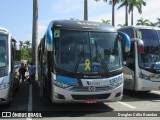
[138, 44, 144, 54]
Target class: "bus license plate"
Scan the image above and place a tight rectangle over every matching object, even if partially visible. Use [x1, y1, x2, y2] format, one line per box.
[85, 100, 97, 104]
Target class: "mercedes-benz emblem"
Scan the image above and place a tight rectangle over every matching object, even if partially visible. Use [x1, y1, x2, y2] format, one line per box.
[88, 86, 96, 92]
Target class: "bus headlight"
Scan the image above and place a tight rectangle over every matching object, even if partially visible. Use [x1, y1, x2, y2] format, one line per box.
[139, 72, 150, 80]
[110, 81, 123, 87]
[0, 83, 10, 90]
[53, 79, 71, 89]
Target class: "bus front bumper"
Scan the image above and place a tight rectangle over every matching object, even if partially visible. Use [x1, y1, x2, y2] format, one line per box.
[0, 86, 11, 104]
[137, 78, 160, 91]
[51, 84, 123, 103]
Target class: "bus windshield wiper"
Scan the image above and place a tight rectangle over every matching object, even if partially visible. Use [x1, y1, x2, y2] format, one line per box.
[94, 41, 109, 72]
[74, 41, 85, 72]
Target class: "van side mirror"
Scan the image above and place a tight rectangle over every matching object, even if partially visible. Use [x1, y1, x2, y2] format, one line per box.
[118, 32, 131, 52]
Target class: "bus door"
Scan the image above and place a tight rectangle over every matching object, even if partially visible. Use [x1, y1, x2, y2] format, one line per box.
[123, 42, 136, 90]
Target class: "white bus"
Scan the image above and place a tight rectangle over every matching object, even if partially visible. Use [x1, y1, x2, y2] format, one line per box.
[119, 26, 160, 91]
[0, 27, 19, 105]
[38, 20, 131, 103]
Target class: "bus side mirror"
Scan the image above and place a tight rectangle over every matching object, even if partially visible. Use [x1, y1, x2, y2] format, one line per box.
[118, 32, 131, 52]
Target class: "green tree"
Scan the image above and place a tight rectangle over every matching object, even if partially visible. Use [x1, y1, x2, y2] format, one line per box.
[117, 23, 126, 27]
[21, 48, 32, 61]
[157, 18, 160, 27]
[70, 18, 79, 20]
[101, 19, 111, 24]
[129, 0, 146, 25]
[19, 41, 23, 49]
[136, 17, 149, 25]
[24, 40, 31, 48]
[149, 22, 158, 27]
[95, 0, 120, 26]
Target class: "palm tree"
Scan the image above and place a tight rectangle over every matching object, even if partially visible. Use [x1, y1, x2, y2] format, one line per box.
[117, 23, 126, 27]
[24, 40, 31, 48]
[118, 0, 130, 26]
[32, 0, 38, 64]
[149, 22, 158, 27]
[157, 18, 160, 27]
[101, 19, 111, 24]
[19, 41, 23, 49]
[70, 18, 79, 20]
[84, 0, 88, 20]
[95, 0, 120, 26]
[136, 17, 149, 26]
[128, 0, 146, 25]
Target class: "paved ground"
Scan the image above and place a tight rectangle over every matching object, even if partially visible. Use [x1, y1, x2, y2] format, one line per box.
[0, 80, 160, 119]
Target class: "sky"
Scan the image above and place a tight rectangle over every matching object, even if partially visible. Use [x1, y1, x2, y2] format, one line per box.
[0, 0, 159, 43]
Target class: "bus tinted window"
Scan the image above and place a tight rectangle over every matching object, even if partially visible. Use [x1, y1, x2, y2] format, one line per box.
[119, 28, 134, 38]
[0, 34, 8, 67]
[138, 29, 158, 40]
[55, 30, 122, 73]
[157, 30, 160, 39]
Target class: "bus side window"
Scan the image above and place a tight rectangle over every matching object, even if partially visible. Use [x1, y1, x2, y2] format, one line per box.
[123, 43, 135, 70]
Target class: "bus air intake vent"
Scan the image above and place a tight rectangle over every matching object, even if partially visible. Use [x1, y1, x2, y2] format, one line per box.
[71, 93, 111, 100]
[69, 86, 113, 92]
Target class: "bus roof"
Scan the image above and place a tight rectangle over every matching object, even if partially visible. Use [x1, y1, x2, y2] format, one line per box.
[0, 27, 9, 34]
[119, 25, 160, 30]
[49, 20, 117, 32]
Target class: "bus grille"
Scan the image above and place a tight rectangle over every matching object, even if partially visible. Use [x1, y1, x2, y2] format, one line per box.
[72, 93, 111, 100]
[69, 86, 113, 92]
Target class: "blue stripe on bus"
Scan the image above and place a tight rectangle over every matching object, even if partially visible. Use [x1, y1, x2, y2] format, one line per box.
[118, 31, 131, 52]
[46, 27, 53, 51]
[46, 28, 53, 45]
[56, 75, 79, 86]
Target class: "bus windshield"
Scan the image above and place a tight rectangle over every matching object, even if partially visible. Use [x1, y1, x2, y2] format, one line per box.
[138, 29, 160, 70]
[55, 30, 122, 74]
[0, 34, 8, 67]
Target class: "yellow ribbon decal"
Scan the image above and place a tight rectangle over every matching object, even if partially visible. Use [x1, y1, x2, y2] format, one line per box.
[137, 31, 142, 39]
[85, 59, 91, 71]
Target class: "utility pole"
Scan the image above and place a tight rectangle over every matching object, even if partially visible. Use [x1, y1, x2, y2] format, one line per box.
[84, 0, 88, 20]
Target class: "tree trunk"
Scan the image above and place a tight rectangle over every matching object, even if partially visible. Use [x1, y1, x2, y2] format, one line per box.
[32, 0, 38, 80]
[84, 0, 88, 20]
[112, 3, 115, 26]
[32, 0, 38, 64]
[131, 10, 134, 25]
[125, 5, 128, 26]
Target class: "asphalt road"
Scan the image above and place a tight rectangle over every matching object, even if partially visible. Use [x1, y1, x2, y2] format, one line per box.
[0, 80, 160, 119]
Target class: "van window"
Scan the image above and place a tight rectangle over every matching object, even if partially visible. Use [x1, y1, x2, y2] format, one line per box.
[119, 28, 134, 38]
